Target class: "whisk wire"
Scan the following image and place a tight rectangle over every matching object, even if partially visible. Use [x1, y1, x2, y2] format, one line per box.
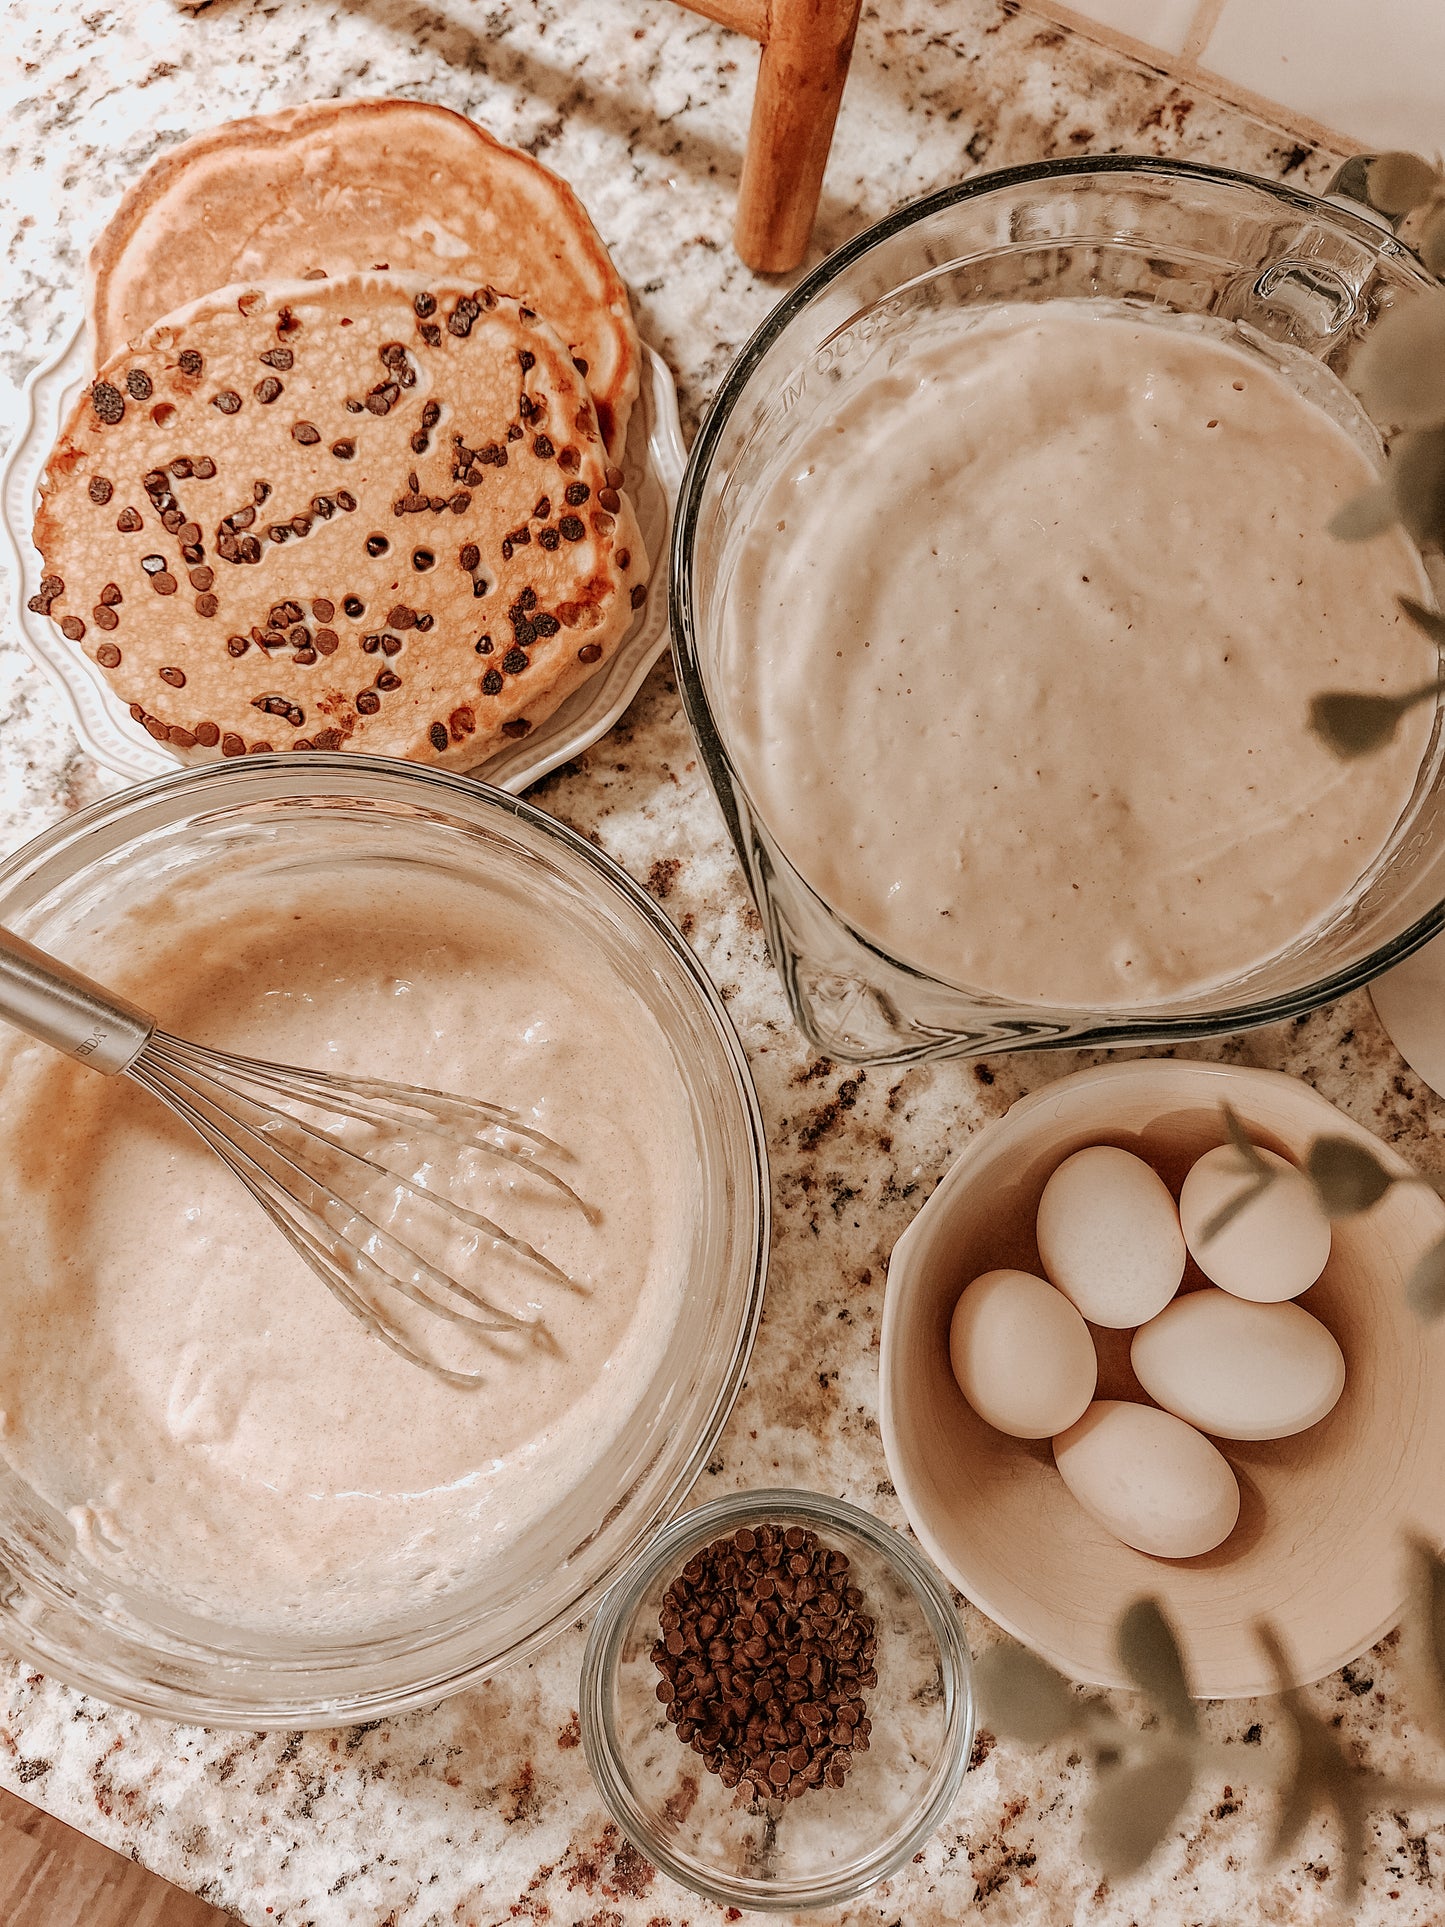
[135, 1054, 541, 1329]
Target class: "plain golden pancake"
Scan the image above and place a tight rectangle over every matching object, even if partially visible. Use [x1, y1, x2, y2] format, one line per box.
[87, 97, 640, 457]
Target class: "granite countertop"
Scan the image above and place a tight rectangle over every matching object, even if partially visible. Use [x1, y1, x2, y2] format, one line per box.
[3, 1, 1445, 1921]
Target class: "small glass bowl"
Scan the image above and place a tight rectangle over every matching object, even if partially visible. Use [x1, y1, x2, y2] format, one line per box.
[580, 1488, 973, 1912]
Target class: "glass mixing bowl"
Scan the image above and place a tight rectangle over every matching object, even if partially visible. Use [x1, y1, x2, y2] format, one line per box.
[580, 1488, 974, 1911]
[0, 756, 769, 1726]
[673, 155, 1445, 1064]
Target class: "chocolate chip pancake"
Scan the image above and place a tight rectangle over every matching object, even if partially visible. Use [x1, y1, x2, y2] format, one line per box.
[87, 98, 640, 457]
[34, 274, 648, 769]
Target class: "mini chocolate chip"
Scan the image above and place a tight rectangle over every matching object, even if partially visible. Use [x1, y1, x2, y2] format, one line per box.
[631, 583, 647, 608]
[413, 291, 437, 318]
[617, 548, 632, 570]
[193, 457, 217, 478]
[160, 666, 186, 687]
[507, 423, 523, 442]
[312, 597, 335, 622]
[195, 722, 221, 747]
[361, 634, 382, 654]
[564, 482, 590, 507]
[605, 466, 625, 490]
[503, 646, 529, 674]
[145, 717, 169, 741]
[293, 421, 321, 445]
[519, 349, 536, 372]
[312, 728, 342, 749]
[254, 482, 272, 504]
[418, 322, 442, 346]
[268, 525, 290, 544]
[226, 636, 249, 657]
[502, 718, 531, 738]
[376, 668, 401, 690]
[89, 475, 114, 505]
[414, 612, 434, 632]
[96, 641, 122, 667]
[224, 732, 247, 756]
[558, 515, 585, 542]
[152, 572, 178, 595]
[599, 487, 622, 513]
[259, 347, 294, 369]
[533, 435, 555, 460]
[422, 401, 441, 429]
[538, 527, 560, 551]
[151, 402, 176, 427]
[475, 635, 493, 654]
[428, 722, 448, 752]
[125, 369, 153, 400]
[460, 542, 480, 571]
[366, 534, 389, 556]
[60, 615, 86, 640]
[592, 510, 616, 536]
[481, 667, 503, 694]
[573, 355, 589, 374]
[343, 595, 365, 618]
[116, 506, 143, 531]
[312, 496, 336, 519]
[178, 521, 201, 545]
[255, 376, 283, 404]
[100, 582, 123, 606]
[577, 642, 602, 664]
[336, 491, 357, 511]
[533, 612, 559, 638]
[92, 606, 119, 630]
[449, 490, 472, 514]
[356, 690, 381, 715]
[169, 725, 197, 749]
[387, 604, 416, 629]
[410, 430, 430, 454]
[195, 593, 219, 617]
[381, 634, 403, 656]
[413, 549, 435, 570]
[291, 514, 312, 537]
[558, 446, 580, 473]
[171, 458, 194, 479]
[314, 628, 339, 654]
[533, 496, 551, 519]
[178, 348, 204, 377]
[189, 567, 214, 591]
[212, 390, 242, 414]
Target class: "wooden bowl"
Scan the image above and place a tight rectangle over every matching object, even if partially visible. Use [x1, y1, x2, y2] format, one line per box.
[879, 1061, 1445, 1696]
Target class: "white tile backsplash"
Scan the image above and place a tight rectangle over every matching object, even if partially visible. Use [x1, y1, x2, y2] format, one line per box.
[1052, 0, 1199, 56]
[1201, 0, 1445, 154]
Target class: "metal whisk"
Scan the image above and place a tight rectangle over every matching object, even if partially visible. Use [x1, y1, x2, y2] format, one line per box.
[0, 924, 588, 1388]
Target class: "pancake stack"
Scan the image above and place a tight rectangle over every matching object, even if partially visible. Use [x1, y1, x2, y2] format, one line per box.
[33, 99, 647, 769]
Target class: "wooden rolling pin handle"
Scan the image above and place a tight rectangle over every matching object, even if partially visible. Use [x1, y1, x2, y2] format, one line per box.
[735, 0, 864, 273]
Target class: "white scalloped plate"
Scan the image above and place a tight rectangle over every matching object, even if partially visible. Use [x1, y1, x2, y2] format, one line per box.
[0, 322, 684, 793]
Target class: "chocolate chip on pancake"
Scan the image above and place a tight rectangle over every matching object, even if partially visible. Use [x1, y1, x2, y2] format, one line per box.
[36, 274, 648, 770]
[86, 97, 640, 458]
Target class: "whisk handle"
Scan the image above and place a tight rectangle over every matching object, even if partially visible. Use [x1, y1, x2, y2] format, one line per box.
[0, 925, 155, 1075]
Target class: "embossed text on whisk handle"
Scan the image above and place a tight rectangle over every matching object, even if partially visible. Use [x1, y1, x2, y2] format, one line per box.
[0, 925, 155, 1076]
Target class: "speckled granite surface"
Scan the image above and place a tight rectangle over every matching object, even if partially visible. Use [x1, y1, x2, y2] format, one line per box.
[2, 1, 1444, 1921]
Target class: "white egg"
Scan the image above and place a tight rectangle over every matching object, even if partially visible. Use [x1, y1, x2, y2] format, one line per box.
[1035, 1146, 1185, 1328]
[1053, 1400, 1240, 1559]
[1178, 1144, 1331, 1302]
[1131, 1288, 1345, 1440]
[948, 1269, 1097, 1439]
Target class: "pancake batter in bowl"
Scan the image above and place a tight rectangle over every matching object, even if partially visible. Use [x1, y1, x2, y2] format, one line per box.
[0, 859, 694, 1636]
[722, 302, 1439, 1008]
